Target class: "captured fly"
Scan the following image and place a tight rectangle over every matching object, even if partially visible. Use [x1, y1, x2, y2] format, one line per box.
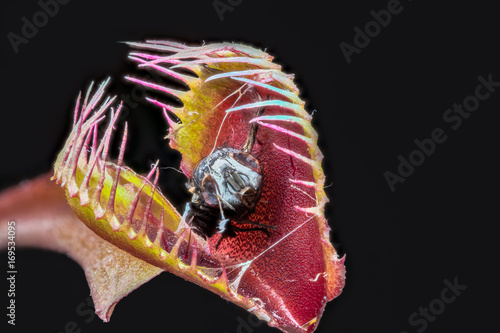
[183, 104, 274, 248]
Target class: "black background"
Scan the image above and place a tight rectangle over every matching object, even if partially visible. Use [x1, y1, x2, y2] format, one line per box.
[1, 0, 498, 332]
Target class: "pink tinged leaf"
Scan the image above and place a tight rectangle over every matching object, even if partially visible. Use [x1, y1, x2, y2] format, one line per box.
[0, 40, 347, 333]
[124, 41, 345, 332]
[0, 174, 163, 322]
[51, 83, 280, 326]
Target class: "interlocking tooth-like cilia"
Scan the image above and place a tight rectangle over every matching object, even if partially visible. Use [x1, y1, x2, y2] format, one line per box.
[52, 40, 345, 333]
[51, 77, 278, 326]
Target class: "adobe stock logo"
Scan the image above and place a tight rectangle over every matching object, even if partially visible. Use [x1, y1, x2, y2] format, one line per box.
[339, 0, 409, 64]
[6, 0, 72, 54]
[400, 277, 467, 333]
[213, 0, 244, 22]
[384, 74, 499, 192]
[224, 312, 264, 333]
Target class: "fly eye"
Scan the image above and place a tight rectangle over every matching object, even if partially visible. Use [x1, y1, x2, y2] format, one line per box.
[201, 174, 220, 207]
[231, 152, 260, 173]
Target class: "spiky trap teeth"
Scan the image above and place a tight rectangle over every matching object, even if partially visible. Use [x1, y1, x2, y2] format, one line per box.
[51, 40, 345, 333]
[51, 77, 277, 327]
[53, 79, 220, 273]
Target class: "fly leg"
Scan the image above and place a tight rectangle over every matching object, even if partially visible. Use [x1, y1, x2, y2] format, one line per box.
[214, 219, 275, 250]
[242, 91, 267, 154]
[234, 219, 276, 238]
[242, 108, 265, 154]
